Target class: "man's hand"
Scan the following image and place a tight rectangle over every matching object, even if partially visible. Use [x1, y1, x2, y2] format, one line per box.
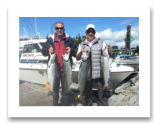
[82, 47, 86, 53]
[76, 47, 85, 61]
[106, 44, 111, 57]
[49, 47, 53, 56]
[106, 44, 110, 51]
[66, 47, 71, 55]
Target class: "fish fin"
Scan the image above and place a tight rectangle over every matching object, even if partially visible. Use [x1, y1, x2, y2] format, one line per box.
[47, 90, 53, 96]
[102, 86, 111, 91]
[79, 92, 86, 104]
[66, 89, 73, 95]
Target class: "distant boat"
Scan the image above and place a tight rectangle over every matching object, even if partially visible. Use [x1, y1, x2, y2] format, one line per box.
[110, 50, 139, 71]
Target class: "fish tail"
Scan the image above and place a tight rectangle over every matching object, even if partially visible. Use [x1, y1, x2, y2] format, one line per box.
[47, 90, 53, 96]
[66, 89, 73, 95]
[79, 92, 86, 104]
[79, 96, 86, 104]
[102, 86, 110, 91]
[102, 86, 107, 90]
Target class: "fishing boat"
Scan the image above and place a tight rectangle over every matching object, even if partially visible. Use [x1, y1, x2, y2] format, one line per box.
[19, 38, 48, 84]
[110, 50, 139, 71]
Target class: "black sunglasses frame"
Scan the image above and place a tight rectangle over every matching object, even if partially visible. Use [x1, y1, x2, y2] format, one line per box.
[86, 30, 95, 34]
[55, 27, 64, 30]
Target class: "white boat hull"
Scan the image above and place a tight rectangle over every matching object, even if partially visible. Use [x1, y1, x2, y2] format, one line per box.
[19, 69, 48, 85]
[19, 62, 135, 91]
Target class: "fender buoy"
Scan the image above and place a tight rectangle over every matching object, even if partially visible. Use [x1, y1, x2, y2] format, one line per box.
[46, 82, 50, 89]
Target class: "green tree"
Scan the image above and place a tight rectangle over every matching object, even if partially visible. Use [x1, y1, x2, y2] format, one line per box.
[78, 34, 82, 44]
[111, 46, 119, 54]
[112, 46, 118, 49]
[82, 35, 86, 42]
[72, 34, 86, 46]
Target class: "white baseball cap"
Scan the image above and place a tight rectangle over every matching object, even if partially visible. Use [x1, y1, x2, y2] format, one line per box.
[86, 24, 95, 31]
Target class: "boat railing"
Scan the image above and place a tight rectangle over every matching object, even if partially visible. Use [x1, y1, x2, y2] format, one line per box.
[31, 55, 44, 67]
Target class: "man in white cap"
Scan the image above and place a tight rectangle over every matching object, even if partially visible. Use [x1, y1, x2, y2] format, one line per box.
[76, 24, 110, 106]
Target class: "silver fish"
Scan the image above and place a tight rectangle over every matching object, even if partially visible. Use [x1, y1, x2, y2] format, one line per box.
[101, 50, 111, 90]
[61, 54, 73, 94]
[78, 51, 91, 104]
[48, 54, 59, 93]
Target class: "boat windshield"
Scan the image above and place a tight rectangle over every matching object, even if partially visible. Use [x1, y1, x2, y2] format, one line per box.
[23, 43, 41, 53]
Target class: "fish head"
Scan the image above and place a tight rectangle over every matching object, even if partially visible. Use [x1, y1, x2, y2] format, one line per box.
[61, 53, 69, 62]
[81, 50, 90, 62]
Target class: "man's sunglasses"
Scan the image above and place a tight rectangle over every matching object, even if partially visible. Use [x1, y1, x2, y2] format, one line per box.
[86, 30, 95, 34]
[55, 27, 64, 30]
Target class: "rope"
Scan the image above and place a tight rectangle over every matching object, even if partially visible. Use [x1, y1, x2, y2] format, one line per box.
[24, 83, 49, 93]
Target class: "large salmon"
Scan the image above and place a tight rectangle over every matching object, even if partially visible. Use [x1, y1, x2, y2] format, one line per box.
[47, 54, 59, 93]
[61, 54, 73, 94]
[101, 49, 111, 90]
[78, 51, 91, 104]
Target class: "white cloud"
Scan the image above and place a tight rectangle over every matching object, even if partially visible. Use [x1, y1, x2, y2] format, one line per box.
[130, 40, 139, 47]
[114, 30, 126, 42]
[96, 26, 139, 48]
[115, 41, 125, 48]
[131, 26, 139, 40]
[96, 29, 113, 40]
[103, 40, 115, 45]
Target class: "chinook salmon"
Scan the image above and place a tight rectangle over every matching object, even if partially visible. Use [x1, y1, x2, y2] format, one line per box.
[78, 51, 91, 104]
[48, 54, 59, 93]
[101, 49, 111, 90]
[61, 54, 73, 94]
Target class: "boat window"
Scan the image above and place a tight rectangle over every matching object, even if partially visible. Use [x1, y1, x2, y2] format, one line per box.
[23, 43, 41, 53]
[20, 60, 27, 63]
[20, 59, 38, 63]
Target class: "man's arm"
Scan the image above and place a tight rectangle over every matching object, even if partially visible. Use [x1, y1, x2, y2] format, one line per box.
[76, 46, 85, 61]
[76, 51, 82, 61]
[41, 38, 54, 57]
[106, 44, 111, 57]
[69, 39, 78, 57]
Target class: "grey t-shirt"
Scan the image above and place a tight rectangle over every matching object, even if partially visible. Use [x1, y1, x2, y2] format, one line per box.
[77, 38, 109, 57]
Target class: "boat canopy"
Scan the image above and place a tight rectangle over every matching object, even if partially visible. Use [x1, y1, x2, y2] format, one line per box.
[117, 55, 133, 58]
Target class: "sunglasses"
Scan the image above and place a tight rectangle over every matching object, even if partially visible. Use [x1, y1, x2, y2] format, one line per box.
[86, 30, 95, 34]
[55, 27, 64, 30]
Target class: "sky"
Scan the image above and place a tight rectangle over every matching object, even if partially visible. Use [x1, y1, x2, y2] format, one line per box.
[8, 6, 151, 118]
[19, 17, 139, 48]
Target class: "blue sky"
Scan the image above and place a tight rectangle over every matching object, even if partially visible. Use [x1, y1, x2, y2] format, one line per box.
[19, 17, 139, 48]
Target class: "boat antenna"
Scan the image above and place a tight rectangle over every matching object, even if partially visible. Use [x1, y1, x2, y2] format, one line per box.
[24, 17, 32, 39]
[28, 18, 36, 35]
[22, 25, 28, 39]
[34, 17, 38, 37]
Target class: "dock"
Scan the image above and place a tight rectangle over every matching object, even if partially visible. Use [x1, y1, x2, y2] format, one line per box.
[19, 74, 139, 106]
